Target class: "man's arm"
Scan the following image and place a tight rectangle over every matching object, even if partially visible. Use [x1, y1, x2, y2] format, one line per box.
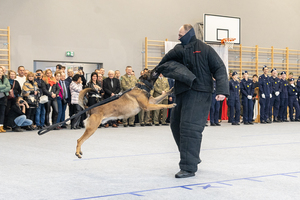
[157, 45, 184, 67]
[207, 46, 229, 98]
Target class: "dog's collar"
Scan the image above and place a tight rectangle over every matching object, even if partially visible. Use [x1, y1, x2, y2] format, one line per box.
[136, 79, 153, 98]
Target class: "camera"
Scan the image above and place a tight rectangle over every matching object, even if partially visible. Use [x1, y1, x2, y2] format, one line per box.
[37, 73, 41, 76]
[78, 67, 83, 71]
[19, 100, 24, 104]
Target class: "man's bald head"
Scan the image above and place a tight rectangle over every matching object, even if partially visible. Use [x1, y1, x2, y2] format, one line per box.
[178, 24, 193, 40]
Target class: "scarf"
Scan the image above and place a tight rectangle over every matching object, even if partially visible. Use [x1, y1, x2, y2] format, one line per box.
[9, 79, 14, 85]
[47, 77, 56, 86]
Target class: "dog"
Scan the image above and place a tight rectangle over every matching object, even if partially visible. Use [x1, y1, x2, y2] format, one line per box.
[75, 71, 176, 158]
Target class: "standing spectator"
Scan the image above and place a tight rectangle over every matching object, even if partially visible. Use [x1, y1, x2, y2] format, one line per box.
[66, 69, 74, 119]
[15, 66, 27, 88]
[59, 73, 70, 128]
[139, 70, 152, 126]
[99, 68, 106, 79]
[77, 68, 86, 86]
[22, 72, 39, 130]
[0, 67, 11, 132]
[97, 73, 103, 88]
[166, 78, 175, 123]
[240, 71, 254, 125]
[120, 66, 137, 127]
[86, 72, 104, 106]
[42, 69, 60, 127]
[54, 72, 63, 128]
[0, 66, 7, 78]
[35, 69, 46, 129]
[70, 74, 83, 129]
[279, 71, 289, 122]
[56, 64, 63, 72]
[259, 66, 272, 124]
[287, 78, 300, 121]
[297, 76, 300, 106]
[4, 70, 22, 129]
[153, 74, 169, 126]
[24, 70, 29, 78]
[115, 70, 121, 80]
[66, 69, 74, 83]
[210, 78, 221, 126]
[7, 97, 33, 132]
[228, 71, 240, 125]
[269, 68, 281, 122]
[103, 70, 120, 127]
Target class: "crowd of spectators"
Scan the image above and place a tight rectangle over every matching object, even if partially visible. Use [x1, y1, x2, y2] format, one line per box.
[0, 64, 173, 132]
[1, 64, 298, 133]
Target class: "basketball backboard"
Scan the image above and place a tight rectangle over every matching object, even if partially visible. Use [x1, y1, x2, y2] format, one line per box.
[204, 14, 241, 44]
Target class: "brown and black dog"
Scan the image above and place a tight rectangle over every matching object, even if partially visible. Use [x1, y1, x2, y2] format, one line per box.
[75, 71, 176, 158]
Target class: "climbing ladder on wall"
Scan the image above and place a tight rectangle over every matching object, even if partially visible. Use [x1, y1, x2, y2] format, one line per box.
[0, 26, 10, 70]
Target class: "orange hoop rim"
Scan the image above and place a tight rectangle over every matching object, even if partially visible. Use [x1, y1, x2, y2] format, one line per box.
[221, 38, 236, 44]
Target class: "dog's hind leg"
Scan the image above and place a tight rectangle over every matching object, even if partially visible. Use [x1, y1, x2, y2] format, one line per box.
[75, 114, 103, 158]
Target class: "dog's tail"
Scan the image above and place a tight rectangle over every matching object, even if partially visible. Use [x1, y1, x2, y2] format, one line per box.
[78, 88, 94, 109]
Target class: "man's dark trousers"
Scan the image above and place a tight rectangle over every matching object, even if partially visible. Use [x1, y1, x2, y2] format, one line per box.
[171, 89, 212, 173]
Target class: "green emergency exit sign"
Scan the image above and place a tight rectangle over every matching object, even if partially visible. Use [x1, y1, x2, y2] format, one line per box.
[66, 51, 74, 57]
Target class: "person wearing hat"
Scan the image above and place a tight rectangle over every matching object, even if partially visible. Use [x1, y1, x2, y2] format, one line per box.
[278, 71, 289, 122]
[269, 68, 281, 122]
[228, 71, 240, 125]
[240, 71, 254, 125]
[287, 78, 300, 121]
[259, 66, 272, 124]
[210, 78, 220, 126]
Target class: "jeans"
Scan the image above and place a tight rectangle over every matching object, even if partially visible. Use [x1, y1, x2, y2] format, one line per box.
[60, 102, 67, 124]
[35, 103, 45, 127]
[56, 97, 62, 123]
[14, 115, 32, 127]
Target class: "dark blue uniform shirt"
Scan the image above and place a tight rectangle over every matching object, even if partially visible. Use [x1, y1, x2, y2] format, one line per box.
[270, 76, 281, 94]
[240, 78, 254, 97]
[280, 79, 288, 99]
[228, 79, 240, 100]
[259, 74, 272, 96]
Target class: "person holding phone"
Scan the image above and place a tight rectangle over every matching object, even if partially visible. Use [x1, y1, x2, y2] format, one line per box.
[7, 97, 33, 132]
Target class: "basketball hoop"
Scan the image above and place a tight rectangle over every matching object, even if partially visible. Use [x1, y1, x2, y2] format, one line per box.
[221, 38, 236, 49]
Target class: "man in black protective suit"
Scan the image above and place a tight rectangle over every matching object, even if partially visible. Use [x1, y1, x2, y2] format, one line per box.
[154, 24, 229, 178]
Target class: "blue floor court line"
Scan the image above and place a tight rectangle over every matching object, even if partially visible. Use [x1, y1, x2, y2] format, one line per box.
[71, 171, 300, 200]
[74, 141, 300, 161]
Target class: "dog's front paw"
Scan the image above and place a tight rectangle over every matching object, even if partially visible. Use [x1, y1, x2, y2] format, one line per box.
[171, 103, 177, 108]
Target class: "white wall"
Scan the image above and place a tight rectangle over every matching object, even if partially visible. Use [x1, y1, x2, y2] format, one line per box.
[0, 0, 299, 74]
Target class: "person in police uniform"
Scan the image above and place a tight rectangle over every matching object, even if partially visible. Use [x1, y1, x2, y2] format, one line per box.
[120, 66, 138, 127]
[297, 76, 300, 106]
[228, 71, 240, 125]
[210, 78, 220, 126]
[240, 71, 254, 125]
[287, 78, 300, 121]
[269, 68, 281, 122]
[278, 71, 289, 122]
[259, 66, 272, 124]
[153, 74, 170, 126]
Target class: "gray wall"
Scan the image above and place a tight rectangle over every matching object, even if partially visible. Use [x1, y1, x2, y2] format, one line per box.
[0, 0, 299, 74]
